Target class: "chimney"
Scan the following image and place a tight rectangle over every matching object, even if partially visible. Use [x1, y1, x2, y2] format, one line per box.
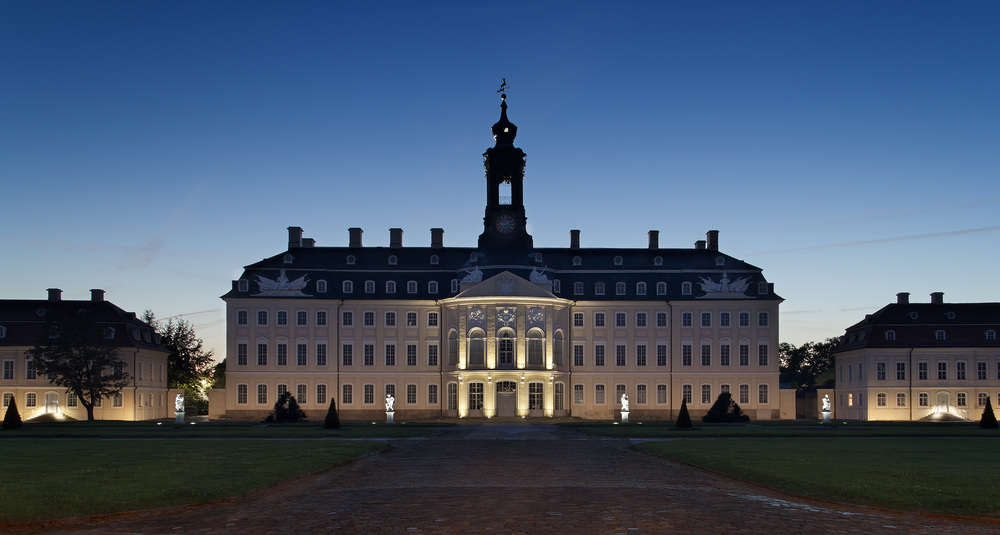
[389, 228, 403, 249]
[897, 292, 910, 305]
[90, 289, 105, 302]
[302, 238, 315, 248]
[570, 230, 580, 250]
[648, 230, 659, 250]
[47, 288, 62, 301]
[430, 228, 444, 248]
[707, 230, 719, 251]
[349, 227, 363, 248]
[287, 226, 303, 249]
[695, 240, 706, 250]
[930, 292, 944, 305]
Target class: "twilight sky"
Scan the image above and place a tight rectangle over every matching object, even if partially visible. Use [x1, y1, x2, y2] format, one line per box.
[2, 1, 998, 361]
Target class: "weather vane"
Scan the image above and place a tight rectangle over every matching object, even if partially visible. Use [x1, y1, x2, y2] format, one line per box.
[497, 78, 509, 95]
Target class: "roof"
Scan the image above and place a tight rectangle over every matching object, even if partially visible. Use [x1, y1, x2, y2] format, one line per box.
[0, 298, 167, 352]
[834, 302, 1000, 352]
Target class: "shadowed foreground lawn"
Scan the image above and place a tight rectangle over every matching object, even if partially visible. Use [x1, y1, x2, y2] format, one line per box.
[0, 440, 386, 523]
[637, 438, 1000, 518]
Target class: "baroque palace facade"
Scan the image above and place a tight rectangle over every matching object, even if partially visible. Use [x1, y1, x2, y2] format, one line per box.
[219, 95, 787, 421]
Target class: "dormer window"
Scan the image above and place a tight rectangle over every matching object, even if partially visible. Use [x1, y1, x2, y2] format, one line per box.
[681, 282, 692, 295]
[104, 327, 115, 340]
[653, 256, 663, 266]
[574, 282, 584, 295]
[386, 281, 396, 294]
[0, 325, 7, 338]
[595, 282, 605, 295]
[407, 281, 417, 294]
[935, 330, 946, 341]
[572, 256, 582, 266]
[316, 280, 327, 293]
[534, 253, 543, 263]
[365, 281, 375, 294]
[283, 254, 293, 264]
[656, 282, 667, 295]
[615, 282, 626, 295]
[343, 281, 353, 293]
[715, 256, 726, 266]
[885, 330, 896, 341]
[346, 255, 356, 265]
[388, 255, 398, 266]
[613, 256, 623, 266]
[451, 279, 459, 293]
[553, 280, 561, 293]
[758, 282, 768, 295]
[986, 330, 997, 341]
[430, 255, 439, 265]
[238, 279, 249, 292]
[636, 282, 646, 295]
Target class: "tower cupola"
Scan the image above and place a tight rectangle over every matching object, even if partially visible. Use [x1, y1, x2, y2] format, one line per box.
[491, 94, 517, 147]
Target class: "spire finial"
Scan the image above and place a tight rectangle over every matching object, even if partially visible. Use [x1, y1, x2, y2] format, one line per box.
[497, 78, 509, 101]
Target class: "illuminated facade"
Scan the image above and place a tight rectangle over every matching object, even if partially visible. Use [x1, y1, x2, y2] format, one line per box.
[0, 289, 170, 421]
[220, 95, 784, 420]
[834, 292, 1000, 421]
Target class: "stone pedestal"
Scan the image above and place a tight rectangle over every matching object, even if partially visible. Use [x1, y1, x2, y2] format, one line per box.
[174, 411, 185, 425]
[386, 410, 395, 425]
[821, 410, 831, 424]
[621, 410, 629, 424]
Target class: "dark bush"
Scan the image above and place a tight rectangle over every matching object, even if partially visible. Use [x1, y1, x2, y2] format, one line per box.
[702, 392, 751, 423]
[265, 392, 307, 423]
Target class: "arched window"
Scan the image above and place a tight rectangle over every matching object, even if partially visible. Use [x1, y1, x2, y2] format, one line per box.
[595, 282, 605, 295]
[681, 282, 692, 295]
[497, 329, 515, 367]
[364, 280, 375, 293]
[636, 282, 646, 295]
[553, 280, 561, 293]
[656, 282, 667, 295]
[428, 281, 439, 294]
[407, 281, 417, 294]
[574, 282, 584, 295]
[527, 328, 544, 366]
[935, 330, 946, 341]
[615, 282, 626, 295]
[553, 330, 564, 366]
[448, 330, 459, 365]
[468, 329, 485, 366]
[985, 330, 996, 341]
[343, 280, 353, 293]
[316, 280, 327, 293]
[386, 281, 396, 294]
[451, 279, 459, 293]
[885, 330, 896, 341]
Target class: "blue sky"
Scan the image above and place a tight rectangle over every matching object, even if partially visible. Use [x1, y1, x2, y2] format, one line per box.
[3, 1, 998, 360]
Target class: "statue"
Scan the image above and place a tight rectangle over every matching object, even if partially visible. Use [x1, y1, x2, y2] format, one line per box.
[175, 393, 185, 412]
[822, 395, 831, 412]
[530, 266, 550, 283]
[621, 393, 629, 412]
[461, 266, 483, 283]
[385, 394, 395, 412]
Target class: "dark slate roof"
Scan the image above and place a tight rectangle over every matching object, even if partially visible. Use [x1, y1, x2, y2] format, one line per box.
[222, 242, 781, 302]
[834, 302, 1000, 352]
[0, 298, 167, 352]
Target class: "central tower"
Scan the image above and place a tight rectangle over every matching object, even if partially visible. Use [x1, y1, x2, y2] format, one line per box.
[478, 92, 533, 250]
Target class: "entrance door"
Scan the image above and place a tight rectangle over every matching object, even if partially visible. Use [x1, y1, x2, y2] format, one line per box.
[495, 381, 517, 417]
[45, 392, 60, 414]
[935, 392, 950, 414]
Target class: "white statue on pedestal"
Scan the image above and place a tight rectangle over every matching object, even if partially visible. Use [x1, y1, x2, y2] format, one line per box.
[385, 394, 395, 412]
[621, 393, 629, 412]
[175, 393, 185, 412]
[822, 395, 831, 412]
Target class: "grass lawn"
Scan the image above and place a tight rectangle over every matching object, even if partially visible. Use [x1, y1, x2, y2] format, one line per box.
[0, 439, 387, 523]
[1, 419, 448, 439]
[637, 438, 1000, 518]
[567, 420, 998, 438]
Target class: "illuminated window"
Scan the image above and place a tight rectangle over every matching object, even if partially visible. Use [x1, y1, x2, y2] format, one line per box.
[428, 384, 438, 405]
[468, 382, 484, 410]
[656, 384, 667, 404]
[682, 384, 692, 404]
[877, 393, 887, 406]
[595, 384, 606, 404]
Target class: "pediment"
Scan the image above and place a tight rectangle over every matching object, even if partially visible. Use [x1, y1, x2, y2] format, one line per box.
[456, 271, 557, 299]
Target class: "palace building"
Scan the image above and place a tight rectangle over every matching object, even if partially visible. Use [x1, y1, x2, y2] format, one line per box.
[218, 94, 787, 421]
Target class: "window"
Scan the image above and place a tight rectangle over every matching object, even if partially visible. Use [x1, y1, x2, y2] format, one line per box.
[573, 344, 585, 366]
[739, 384, 749, 404]
[317, 344, 327, 366]
[554, 383, 564, 410]
[615, 282, 626, 295]
[681, 344, 692, 366]
[758, 312, 769, 327]
[364, 384, 374, 404]
[257, 384, 267, 404]
[407, 281, 417, 294]
[636, 312, 647, 327]
[421, 383, 435, 405]
[636, 282, 646, 295]
[316, 280, 327, 293]
[656, 282, 667, 295]
[701, 384, 712, 404]
[385, 312, 396, 326]
[681, 282, 692, 295]
[448, 331, 459, 365]
[656, 384, 667, 404]
[276, 311, 288, 326]
[257, 344, 268, 366]
[296, 311, 307, 326]
[427, 344, 438, 366]
[428, 312, 439, 327]
[238, 279, 249, 292]
[876, 362, 886, 381]
[316, 311, 327, 326]
[528, 329, 544, 366]
[595, 282, 605, 295]
[237, 310, 248, 325]
[343, 280, 354, 293]
[897, 393, 907, 407]
[430, 255, 439, 265]
[595, 384, 606, 404]
[447, 383, 458, 411]
[701, 344, 711, 366]
[919, 392, 929, 406]
[739, 312, 750, 327]
[553, 331, 564, 365]
[237, 384, 248, 404]
[987, 330, 997, 341]
[363, 311, 375, 326]
[978, 362, 988, 380]
[682, 313, 692, 327]
[257, 310, 268, 325]
[615, 344, 626, 366]
[574, 282, 584, 295]
[656, 312, 667, 327]
[386, 281, 396, 294]
[885, 330, 896, 341]
[595, 344, 606, 366]
[342, 311, 354, 326]
[451, 279, 459, 293]
[978, 392, 989, 407]
[237, 343, 248, 366]
[636, 345, 646, 366]
[406, 312, 417, 327]
[342, 344, 353, 366]
[682, 384, 692, 403]
[938, 361, 947, 380]
[67, 392, 77, 407]
[877, 393, 887, 406]
[935, 330, 946, 341]
[529, 382, 544, 410]
[317, 384, 327, 405]
[897, 362, 906, 380]
[595, 313, 606, 327]
[297, 384, 307, 404]
[296, 344, 307, 366]
[365, 281, 375, 293]
[364, 344, 375, 366]
[385, 384, 396, 403]
[957, 361, 967, 380]
[407, 384, 417, 404]
[758, 384, 769, 404]
[406, 344, 417, 366]
[656, 345, 667, 366]
[615, 312, 626, 327]
[574, 384, 584, 404]
[574, 312, 584, 327]
[25, 393, 36, 407]
[958, 392, 967, 407]
[277, 343, 288, 366]
[428, 281, 439, 294]
[469, 382, 484, 410]
[720, 345, 731, 366]
[918, 361, 928, 380]
[758, 345, 769, 366]
[758, 282, 769, 294]
[739, 344, 750, 366]
[385, 344, 396, 366]
[26, 358, 36, 379]
[701, 312, 711, 327]
[469, 330, 485, 366]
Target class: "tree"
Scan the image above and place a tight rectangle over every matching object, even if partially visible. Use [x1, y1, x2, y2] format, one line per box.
[981, 397, 998, 429]
[143, 311, 215, 414]
[779, 337, 840, 390]
[675, 398, 692, 429]
[265, 392, 306, 423]
[210, 358, 226, 389]
[3, 397, 22, 430]
[702, 392, 750, 423]
[323, 396, 341, 429]
[26, 311, 130, 421]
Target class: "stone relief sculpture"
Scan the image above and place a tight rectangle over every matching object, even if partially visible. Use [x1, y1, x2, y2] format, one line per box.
[497, 275, 515, 295]
[527, 307, 544, 327]
[698, 272, 751, 297]
[497, 307, 516, 327]
[255, 269, 309, 296]
[468, 306, 486, 326]
[461, 266, 483, 283]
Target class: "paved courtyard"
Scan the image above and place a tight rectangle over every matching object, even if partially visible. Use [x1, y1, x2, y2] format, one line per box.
[14, 424, 1000, 534]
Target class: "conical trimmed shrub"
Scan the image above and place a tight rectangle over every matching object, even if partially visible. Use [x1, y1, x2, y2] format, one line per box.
[324, 396, 341, 429]
[676, 398, 692, 429]
[3, 398, 23, 430]
[981, 397, 998, 429]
